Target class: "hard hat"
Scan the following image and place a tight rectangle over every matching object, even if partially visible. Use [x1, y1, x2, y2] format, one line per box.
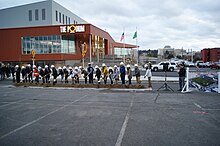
[114, 65, 117, 68]
[95, 65, 99, 69]
[75, 66, 78, 70]
[45, 65, 48, 68]
[102, 63, 106, 67]
[144, 64, 148, 68]
[79, 66, 82, 69]
[58, 67, 62, 70]
[120, 62, 124, 65]
[28, 64, 31, 67]
[126, 64, 130, 68]
[38, 66, 42, 69]
[21, 66, 25, 69]
[15, 65, 19, 68]
[63, 66, 66, 69]
[134, 64, 138, 67]
[109, 67, 113, 70]
[51, 65, 55, 68]
[69, 66, 72, 70]
[88, 62, 91, 65]
[33, 65, 36, 68]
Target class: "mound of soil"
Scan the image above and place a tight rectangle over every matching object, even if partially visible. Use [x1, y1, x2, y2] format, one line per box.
[15, 83, 145, 89]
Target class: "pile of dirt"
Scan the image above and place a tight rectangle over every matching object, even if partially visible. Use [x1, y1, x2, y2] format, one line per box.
[15, 83, 145, 89]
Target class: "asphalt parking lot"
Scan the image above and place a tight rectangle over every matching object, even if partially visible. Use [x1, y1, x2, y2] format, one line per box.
[0, 81, 220, 146]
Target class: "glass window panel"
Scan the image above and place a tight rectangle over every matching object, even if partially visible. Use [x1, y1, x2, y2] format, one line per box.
[35, 9, 39, 20]
[28, 10, 32, 21]
[42, 9, 46, 20]
[59, 12, 61, 23]
[55, 11, 58, 21]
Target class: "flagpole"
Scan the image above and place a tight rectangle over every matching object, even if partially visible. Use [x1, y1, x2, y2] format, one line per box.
[136, 27, 138, 65]
[123, 28, 125, 63]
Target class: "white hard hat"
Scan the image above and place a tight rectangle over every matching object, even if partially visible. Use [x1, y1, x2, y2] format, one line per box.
[63, 66, 66, 69]
[45, 65, 48, 68]
[21, 66, 25, 69]
[79, 66, 82, 69]
[28, 64, 31, 67]
[58, 67, 62, 70]
[69, 66, 72, 70]
[127, 64, 130, 68]
[38, 66, 42, 69]
[88, 62, 91, 65]
[75, 66, 78, 70]
[33, 65, 36, 68]
[144, 64, 148, 68]
[51, 65, 55, 68]
[102, 63, 106, 67]
[134, 64, 138, 67]
[120, 62, 124, 65]
[15, 65, 19, 68]
[114, 65, 117, 68]
[95, 65, 99, 69]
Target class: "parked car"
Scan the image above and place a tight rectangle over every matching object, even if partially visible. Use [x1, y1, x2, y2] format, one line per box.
[184, 61, 195, 67]
[152, 61, 177, 72]
[195, 61, 207, 68]
[210, 62, 220, 69]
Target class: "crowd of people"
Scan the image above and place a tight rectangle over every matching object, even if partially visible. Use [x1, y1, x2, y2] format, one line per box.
[0, 62, 153, 88]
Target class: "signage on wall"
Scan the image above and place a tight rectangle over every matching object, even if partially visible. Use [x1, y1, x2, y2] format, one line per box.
[60, 25, 85, 33]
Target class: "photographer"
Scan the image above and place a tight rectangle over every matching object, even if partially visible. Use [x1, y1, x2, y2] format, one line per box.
[177, 63, 186, 91]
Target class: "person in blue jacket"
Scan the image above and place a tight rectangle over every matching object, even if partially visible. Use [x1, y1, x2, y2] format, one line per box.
[119, 62, 126, 84]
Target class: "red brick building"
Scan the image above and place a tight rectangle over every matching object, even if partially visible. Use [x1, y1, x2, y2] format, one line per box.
[0, 24, 136, 66]
[201, 48, 220, 62]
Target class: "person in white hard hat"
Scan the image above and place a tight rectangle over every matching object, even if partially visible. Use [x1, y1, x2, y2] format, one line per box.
[33, 65, 39, 83]
[26, 64, 33, 83]
[51, 65, 58, 85]
[120, 62, 126, 84]
[127, 64, 132, 85]
[15, 65, 21, 83]
[58, 67, 64, 83]
[134, 64, 141, 84]
[101, 63, 108, 84]
[38, 66, 45, 84]
[81, 66, 88, 84]
[95, 65, 101, 84]
[63, 66, 69, 83]
[113, 65, 119, 84]
[44, 65, 51, 83]
[21, 66, 27, 83]
[73, 66, 79, 84]
[144, 62, 152, 90]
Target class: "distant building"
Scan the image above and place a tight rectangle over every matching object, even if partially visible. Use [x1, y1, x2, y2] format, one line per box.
[201, 48, 220, 62]
[158, 45, 174, 59]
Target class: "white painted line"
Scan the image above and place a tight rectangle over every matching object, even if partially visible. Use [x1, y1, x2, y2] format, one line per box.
[115, 96, 134, 146]
[0, 99, 27, 108]
[0, 95, 88, 140]
[194, 102, 205, 110]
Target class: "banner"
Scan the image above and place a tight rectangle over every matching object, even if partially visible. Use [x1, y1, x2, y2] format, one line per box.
[188, 72, 219, 93]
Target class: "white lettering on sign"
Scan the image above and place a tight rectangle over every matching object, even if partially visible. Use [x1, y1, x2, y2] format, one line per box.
[60, 25, 85, 33]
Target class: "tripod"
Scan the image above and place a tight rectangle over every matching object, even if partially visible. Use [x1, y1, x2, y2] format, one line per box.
[157, 71, 174, 92]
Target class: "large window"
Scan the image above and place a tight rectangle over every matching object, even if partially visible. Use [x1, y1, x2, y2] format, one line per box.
[62, 14, 65, 24]
[35, 9, 39, 20]
[28, 10, 32, 21]
[42, 9, 46, 20]
[55, 10, 58, 21]
[22, 35, 76, 54]
[59, 12, 61, 23]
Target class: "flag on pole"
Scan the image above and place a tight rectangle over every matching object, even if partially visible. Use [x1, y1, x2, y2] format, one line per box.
[120, 32, 124, 42]
[133, 31, 137, 39]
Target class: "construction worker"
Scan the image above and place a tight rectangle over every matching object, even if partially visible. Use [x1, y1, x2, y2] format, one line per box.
[127, 64, 132, 85]
[26, 64, 33, 83]
[101, 63, 108, 84]
[95, 65, 101, 84]
[113, 65, 119, 84]
[44, 65, 51, 83]
[51, 65, 58, 85]
[120, 62, 126, 84]
[15, 65, 21, 83]
[21, 66, 27, 83]
[109, 67, 114, 84]
[87, 63, 94, 84]
[63, 66, 69, 83]
[38, 66, 45, 84]
[134, 64, 141, 84]
[33, 65, 39, 83]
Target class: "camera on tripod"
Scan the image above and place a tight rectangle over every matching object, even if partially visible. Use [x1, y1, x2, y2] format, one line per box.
[163, 62, 169, 72]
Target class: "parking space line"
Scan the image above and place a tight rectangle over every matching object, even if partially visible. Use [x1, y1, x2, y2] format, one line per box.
[0, 94, 88, 140]
[0, 99, 27, 108]
[115, 95, 135, 146]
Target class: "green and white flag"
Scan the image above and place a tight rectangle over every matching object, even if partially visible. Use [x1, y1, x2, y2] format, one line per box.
[133, 31, 137, 39]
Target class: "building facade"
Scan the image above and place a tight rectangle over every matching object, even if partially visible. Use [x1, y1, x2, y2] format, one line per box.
[0, 0, 137, 66]
[201, 48, 220, 62]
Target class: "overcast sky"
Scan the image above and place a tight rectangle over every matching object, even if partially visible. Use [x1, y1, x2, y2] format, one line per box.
[0, 0, 220, 51]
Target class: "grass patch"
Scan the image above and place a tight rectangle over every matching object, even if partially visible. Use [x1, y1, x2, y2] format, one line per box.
[192, 77, 214, 87]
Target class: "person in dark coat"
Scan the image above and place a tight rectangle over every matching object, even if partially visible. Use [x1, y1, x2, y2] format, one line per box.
[134, 64, 141, 84]
[44, 65, 51, 83]
[109, 67, 114, 84]
[87, 63, 94, 84]
[21, 66, 27, 83]
[51, 65, 57, 85]
[10, 65, 15, 82]
[119, 62, 126, 84]
[95, 65, 101, 84]
[177, 63, 186, 91]
[63, 66, 69, 83]
[81, 67, 88, 84]
[26, 64, 33, 83]
[127, 64, 132, 85]
[38, 66, 45, 83]
[15, 65, 21, 83]
[58, 67, 64, 83]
